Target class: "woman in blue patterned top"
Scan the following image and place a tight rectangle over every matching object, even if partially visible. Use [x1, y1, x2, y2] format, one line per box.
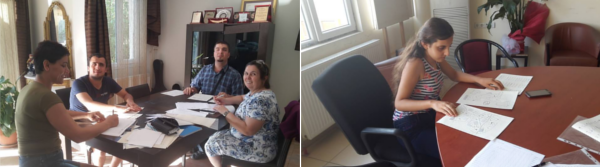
[206, 60, 279, 166]
[392, 18, 505, 161]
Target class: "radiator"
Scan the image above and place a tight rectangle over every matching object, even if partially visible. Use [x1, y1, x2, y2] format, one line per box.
[433, 6, 470, 71]
[301, 39, 386, 140]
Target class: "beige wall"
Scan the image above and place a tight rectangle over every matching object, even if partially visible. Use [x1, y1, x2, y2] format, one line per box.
[470, 0, 600, 67]
[300, 0, 421, 66]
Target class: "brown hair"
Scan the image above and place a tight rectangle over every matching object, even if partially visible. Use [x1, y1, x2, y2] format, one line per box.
[246, 60, 270, 89]
[33, 41, 70, 74]
[392, 17, 454, 92]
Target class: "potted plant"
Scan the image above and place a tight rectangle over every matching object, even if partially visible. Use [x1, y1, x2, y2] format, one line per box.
[477, 0, 529, 51]
[0, 76, 19, 147]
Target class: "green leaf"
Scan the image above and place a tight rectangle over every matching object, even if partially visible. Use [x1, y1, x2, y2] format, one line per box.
[502, 0, 517, 15]
[487, 11, 498, 34]
[0, 76, 4, 83]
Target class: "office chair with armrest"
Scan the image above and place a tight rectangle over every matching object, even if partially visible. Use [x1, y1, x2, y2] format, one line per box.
[125, 84, 151, 99]
[454, 39, 519, 75]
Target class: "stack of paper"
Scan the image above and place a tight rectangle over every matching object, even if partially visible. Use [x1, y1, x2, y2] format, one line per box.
[161, 90, 185, 97]
[175, 102, 235, 112]
[126, 128, 163, 147]
[437, 104, 514, 140]
[166, 113, 218, 130]
[457, 88, 519, 110]
[466, 139, 544, 167]
[494, 73, 533, 95]
[166, 108, 210, 117]
[572, 114, 600, 142]
[102, 118, 137, 136]
[188, 94, 213, 101]
[118, 129, 184, 149]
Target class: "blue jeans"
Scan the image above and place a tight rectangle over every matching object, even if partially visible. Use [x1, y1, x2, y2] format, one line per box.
[393, 109, 440, 159]
[19, 150, 81, 167]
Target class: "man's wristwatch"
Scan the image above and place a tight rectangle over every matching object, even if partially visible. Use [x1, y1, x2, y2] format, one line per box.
[223, 111, 230, 117]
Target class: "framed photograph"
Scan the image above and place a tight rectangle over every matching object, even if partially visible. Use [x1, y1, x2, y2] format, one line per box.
[208, 18, 229, 24]
[253, 5, 271, 23]
[215, 7, 234, 21]
[241, 0, 277, 21]
[204, 10, 216, 23]
[190, 11, 203, 24]
[234, 12, 253, 23]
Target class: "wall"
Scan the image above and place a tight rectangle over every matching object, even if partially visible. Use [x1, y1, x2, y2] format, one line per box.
[159, 0, 300, 115]
[30, 0, 87, 78]
[470, 0, 600, 67]
[300, 0, 421, 66]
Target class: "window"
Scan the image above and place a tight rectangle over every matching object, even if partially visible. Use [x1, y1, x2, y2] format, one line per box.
[301, 0, 358, 48]
[106, 0, 133, 63]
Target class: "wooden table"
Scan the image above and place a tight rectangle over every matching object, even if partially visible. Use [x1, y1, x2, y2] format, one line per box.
[496, 46, 528, 70]
[81, 93, 227, 167]
[436, 66, 600, 167]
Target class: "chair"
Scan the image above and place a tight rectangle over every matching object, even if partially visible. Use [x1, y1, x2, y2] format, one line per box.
[55, 87, 71, 109]
[220, 128, 293, 167]
[544, 23, 600, 67]
[375, 56, 400, 92]
[454, 39, 519, 75]
[312, 55, 441, 167]
[125, 84, 151, 99]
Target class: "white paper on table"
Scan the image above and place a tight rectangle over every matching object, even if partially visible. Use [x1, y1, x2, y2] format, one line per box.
[118, 129, 183, 149]
[457, 88, 519, 110]
[188, 94, 213, 101]
[572, 114, 600, 143]
[102, 118, 137, 136]
[166, 108, 209, 117]
[489, 73, 533, 95]
[161, 90, 185, 97]
[126, 129, 162, 148]
[175, 102, 235, 112]
[175, 119, 193, 126]
[437, 104, 514, 140]
[466, 139, 544, 167]
[166, 113, 218, 130]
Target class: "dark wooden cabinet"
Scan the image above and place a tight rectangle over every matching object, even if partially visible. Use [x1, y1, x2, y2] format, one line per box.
[184, 23, 275, 88]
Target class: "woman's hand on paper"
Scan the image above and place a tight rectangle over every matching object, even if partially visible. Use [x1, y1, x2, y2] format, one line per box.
[87, 111, 106, 122]
[477, 77, 504, 90]
[431, 101, 458, 117]
[213, 105, 228, 115]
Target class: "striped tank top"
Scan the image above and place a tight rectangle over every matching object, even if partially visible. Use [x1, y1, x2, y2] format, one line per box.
[393, 57, 445, 121]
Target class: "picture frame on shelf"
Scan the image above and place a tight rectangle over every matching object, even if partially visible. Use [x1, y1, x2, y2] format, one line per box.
[241, 0, 277, 21]
[190, 11, 203, 24]
[215, 7, 234, 22]
[253, 5, 271, 23]
[234, 12, 254, 23]
[204, 10, 216, 23]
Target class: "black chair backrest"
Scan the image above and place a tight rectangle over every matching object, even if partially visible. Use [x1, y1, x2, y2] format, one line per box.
[312, 55, 395, 154]
[125, 84, 151, 99]
[56, 87, 71, 109]
[172, 84, 181, 90]
[454, 39, 519, 73]
[151, 59, 167, 93]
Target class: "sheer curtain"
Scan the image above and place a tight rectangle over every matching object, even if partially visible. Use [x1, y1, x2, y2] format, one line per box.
[109, 0, 154, 104]
[0, 0, 19, 83]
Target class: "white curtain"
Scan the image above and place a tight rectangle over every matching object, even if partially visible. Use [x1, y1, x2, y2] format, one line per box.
[110, 0, 154, 104]
[0, 0, 19, 84]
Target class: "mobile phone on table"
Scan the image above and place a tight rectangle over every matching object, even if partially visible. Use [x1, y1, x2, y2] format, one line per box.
[525, 89, 552, 98]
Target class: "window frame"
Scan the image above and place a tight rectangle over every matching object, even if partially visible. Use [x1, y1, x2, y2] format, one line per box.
[301, 0, 358, 48]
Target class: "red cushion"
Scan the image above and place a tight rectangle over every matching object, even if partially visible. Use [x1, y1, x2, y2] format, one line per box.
[460, 42, 491, 73]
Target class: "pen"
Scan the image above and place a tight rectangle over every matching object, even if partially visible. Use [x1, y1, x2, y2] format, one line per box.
[532, 161, 546, 167]
[112, 109, 114, 115]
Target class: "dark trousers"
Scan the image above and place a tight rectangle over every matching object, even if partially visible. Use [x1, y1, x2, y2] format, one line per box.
[393, 110, 440, 159]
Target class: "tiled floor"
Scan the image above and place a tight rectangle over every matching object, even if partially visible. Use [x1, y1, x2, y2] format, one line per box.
[301, 78, 457, 167]
[0, 139, 300, 167]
